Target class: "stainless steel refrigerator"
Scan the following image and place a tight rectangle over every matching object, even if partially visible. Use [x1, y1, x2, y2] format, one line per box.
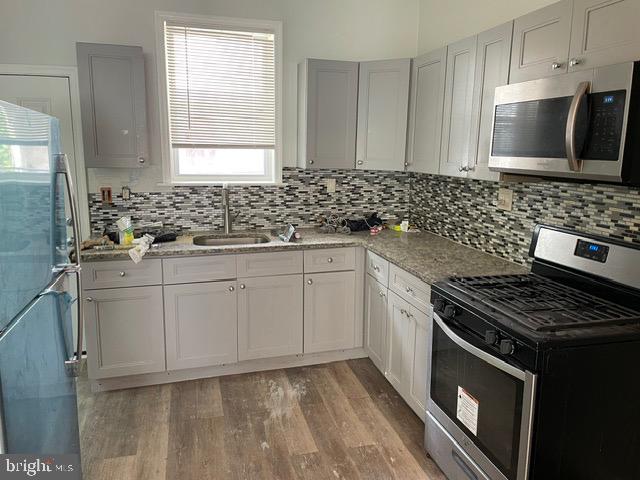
[0, 100, 83, 455]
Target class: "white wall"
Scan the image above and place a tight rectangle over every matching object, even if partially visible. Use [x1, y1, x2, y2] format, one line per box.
[0, 0, 420, 192]
[417, 0, 557, 54]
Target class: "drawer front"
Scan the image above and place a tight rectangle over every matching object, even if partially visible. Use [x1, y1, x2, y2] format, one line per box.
[163, 255, 236, 284]
[304, 247, 356, 273]
[236, 251, 303, 278]
[366, 250, 389, 286]
[389, 263, 430, 313]
[82, 259, 162, 289]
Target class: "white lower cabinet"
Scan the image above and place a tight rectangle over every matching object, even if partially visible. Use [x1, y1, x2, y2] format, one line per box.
[406, 307, 430, 419]
[364, 274, 388, 373]
[386, 291, 411, 392]
[84, 286, 165, 379]
[304, 271, 356, 353]
[238, 275, 303, 361]
[164, 281, 238, 370]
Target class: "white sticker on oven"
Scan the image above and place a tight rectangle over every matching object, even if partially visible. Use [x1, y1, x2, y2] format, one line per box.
[456, 386, 479, 436]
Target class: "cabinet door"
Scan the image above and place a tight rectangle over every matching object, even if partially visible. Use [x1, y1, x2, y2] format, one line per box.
[84, 286, 164, 379]
[405, 306, 430, 421]
[164, 282, 238, 371]
[238, 275, 303, 361]
[304, 271, 356, 353]
[385, 291, 410, 392]
[356, 59, 411, 171]
[298, 59, 358, 169]
[440, 36, 477, 178]
[406, 48, 447, 174]
[569, 0, 640, 71]
[77, 43, 148, 168]
[364, 274, 388, 374]
[469, 22, 513, 181]
[509, 0, 573, 83]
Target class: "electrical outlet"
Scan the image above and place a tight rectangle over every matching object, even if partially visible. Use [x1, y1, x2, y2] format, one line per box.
[497, 188, 513, 211]
[100, 186, 113, 205]
[326, 178, 336, 193]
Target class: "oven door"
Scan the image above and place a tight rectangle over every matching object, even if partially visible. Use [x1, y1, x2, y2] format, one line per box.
[488, 62, 634, 183]
[426, 313, 536, 480]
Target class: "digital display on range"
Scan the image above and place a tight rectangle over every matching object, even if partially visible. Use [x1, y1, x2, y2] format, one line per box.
[575, 239, 609, 263]
[603, 95, 615, 104]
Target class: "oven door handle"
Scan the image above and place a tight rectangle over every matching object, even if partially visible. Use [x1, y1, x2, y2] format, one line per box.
[565, 81, 590, 172]
[433, 313, 526, 381]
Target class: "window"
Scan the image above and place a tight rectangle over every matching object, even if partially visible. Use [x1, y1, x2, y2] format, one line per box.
[156, 12, 282, 184]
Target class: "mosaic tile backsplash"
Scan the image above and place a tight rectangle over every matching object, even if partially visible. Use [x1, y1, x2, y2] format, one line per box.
[88, 167, 640, 266]
[89, 167, 410, 235]
[410, 173, 640, 265]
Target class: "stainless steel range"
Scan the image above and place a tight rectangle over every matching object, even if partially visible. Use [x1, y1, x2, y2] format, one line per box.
[425, 224, 640, 480]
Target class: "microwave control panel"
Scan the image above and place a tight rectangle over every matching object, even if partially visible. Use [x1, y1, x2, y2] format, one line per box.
[583, 90, 626, 161]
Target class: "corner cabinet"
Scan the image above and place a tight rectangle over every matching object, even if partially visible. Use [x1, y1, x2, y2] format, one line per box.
[406, 48, 447, 174]
[84, 286, 165, 379]
[304, 271, 356, 353]
[164, 281, 238, 371]
[76, 42, 149, 168]
[439, 36, 477, 178]
[468, 22, 513, 181]
[356, 59, 411, 171]
[297, 59, 359, 169]
[509, 1, 573, 83]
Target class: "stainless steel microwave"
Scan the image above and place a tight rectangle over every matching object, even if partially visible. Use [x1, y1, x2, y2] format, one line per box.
[489, 61, 640, 184]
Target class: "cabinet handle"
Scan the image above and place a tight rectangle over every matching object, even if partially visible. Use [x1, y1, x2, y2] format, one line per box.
[400, 308, 407, 315]
[459, 166, 470, 172]
[228, 285, 235, 292]
[138, 156, 146, 164]
[119, 271, 126, 277]
[327, 257, 333, 263]
[551, 62, 563, 70]
[86, 297, 93, 302]
[307, 279, 313, 285]
[569, 58, 581, 67]
[357, 160, 364, 166]
[239, 284, 246, 289]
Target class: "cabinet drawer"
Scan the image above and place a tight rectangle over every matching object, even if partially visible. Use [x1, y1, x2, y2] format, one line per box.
[389, 264, 430, 314]
[366, 250, 389, 286]
[237, 251, 303, 278]
[163, 255, 236, 284]
[304, 247, 356, 273]
[82, 259, 162, 289]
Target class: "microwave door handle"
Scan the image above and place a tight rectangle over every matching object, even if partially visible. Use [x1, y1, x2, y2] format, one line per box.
[565, 81, 590, 172]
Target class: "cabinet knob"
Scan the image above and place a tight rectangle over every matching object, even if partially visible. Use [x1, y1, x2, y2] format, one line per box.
[138, 156, 146, 164]
[400, 308, 407, 316]
[373, 265, 380, 272]
[228, 285, 235, 292]
[379, 290, 385, 297]
[327, 257, 333, 263]
[309, 160, 314, 165]
[569, 58, 582, 67]
[404, 162, 409, 167]
[551, 62, 563, 70]
[307, 279, 313, 285]
[119, 271, 126, 277]
[239, 284, 246, 289]
[405, 286, 413, 294]
[86, 297, 93, 302]
[357, 160, 364, 166]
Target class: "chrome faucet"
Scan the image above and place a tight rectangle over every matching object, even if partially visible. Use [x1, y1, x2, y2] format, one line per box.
[221, 187, 232, 234]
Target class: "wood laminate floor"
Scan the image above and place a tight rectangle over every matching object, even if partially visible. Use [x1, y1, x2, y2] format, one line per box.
[78, 358, 446, 480]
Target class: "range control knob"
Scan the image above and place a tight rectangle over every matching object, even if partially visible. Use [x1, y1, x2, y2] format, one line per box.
[443, 304, 457, 319]
[499, 339, 515, 355]
[433, 298, 445, 313]
[484, 330, 499, 346]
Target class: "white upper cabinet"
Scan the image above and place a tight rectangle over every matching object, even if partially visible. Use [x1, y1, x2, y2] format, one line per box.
[569, 0, 640, 71]
[298, 59, 359, 169]
[440, 36, 477, 178]
[76, 43, 149, 168]
[356, 59, 411, 171]
[468, 22, 513, 181]
[509, 0, 573, 83]
[406, 48, 447, 174]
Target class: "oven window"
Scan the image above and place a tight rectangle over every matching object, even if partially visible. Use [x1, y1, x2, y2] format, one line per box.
[431, 322, 524, 480]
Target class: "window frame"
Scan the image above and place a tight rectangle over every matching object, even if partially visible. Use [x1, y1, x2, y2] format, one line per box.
[154, 11, 283, 185]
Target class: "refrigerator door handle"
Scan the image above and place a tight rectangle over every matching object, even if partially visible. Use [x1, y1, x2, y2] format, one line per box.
[53, 153, 82, 271]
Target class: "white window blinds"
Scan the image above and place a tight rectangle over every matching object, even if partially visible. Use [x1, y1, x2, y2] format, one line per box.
[164, 23, 276, 149]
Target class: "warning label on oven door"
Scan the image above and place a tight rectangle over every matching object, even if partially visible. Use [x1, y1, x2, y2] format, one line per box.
[457, 386, 479, 436]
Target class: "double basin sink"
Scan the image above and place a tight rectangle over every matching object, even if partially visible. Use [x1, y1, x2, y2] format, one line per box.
[192, 233, 271, 246]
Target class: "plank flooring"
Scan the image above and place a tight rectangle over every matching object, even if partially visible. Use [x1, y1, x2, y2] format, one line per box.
[79, 359, 446, 480]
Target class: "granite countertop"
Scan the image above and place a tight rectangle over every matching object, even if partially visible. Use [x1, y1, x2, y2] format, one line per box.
[80, 229, 527, 284]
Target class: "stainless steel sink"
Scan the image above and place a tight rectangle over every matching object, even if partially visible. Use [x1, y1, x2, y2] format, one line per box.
[192, 234, 271, 246]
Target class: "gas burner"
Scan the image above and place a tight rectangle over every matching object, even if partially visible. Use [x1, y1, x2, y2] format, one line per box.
[447, 274, 640, 332]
